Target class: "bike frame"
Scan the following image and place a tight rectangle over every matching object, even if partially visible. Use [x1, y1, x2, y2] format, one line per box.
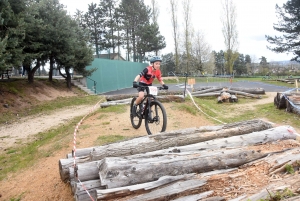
[139, 86, 159, 119]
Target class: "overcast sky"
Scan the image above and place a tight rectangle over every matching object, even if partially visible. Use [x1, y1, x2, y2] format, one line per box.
[60, 0, 291, 62]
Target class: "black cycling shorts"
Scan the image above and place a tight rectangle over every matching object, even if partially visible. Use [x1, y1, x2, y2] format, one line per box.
[137, 82, 152, 92]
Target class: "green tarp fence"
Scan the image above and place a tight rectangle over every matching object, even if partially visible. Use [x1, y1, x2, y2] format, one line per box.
[86, 58, 148, 94]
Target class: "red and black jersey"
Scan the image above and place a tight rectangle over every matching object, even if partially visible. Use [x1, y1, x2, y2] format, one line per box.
[139, 66, 162, 85]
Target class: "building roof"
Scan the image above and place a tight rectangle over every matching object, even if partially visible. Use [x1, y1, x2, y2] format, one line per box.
[95, 53, 125, 60]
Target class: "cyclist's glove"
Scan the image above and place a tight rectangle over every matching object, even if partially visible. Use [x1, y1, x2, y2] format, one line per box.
[162, 84, 168, 89]
[133, 81, 139, 88]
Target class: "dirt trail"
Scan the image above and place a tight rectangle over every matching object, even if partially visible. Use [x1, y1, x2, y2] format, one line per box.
[0, 105, 93, 151]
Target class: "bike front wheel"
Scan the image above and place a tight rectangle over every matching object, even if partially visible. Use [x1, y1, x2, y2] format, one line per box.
[130, 97, 142, 129]
[145, 101, 167, 135]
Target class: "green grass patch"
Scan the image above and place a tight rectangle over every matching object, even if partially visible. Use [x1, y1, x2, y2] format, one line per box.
[102, 122, 110, 125]
[94, 135, 129, 146]
[79, 124, 91, 130]
[97, 114, 108, 120]
[185, 96, 300, 128]
[100, 105, 127, 114]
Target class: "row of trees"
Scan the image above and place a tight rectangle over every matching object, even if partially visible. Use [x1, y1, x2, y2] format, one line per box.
[0, 0, 95, 87]
[75, 0, 166, 62]
[165, 0, 239, 77]
[163, 0, 300, 77]
[1, 0, 167, 86]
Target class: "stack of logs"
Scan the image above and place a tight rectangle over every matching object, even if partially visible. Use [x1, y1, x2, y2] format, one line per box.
[58, 119, 300, 201]
[274, 91, 300, 115]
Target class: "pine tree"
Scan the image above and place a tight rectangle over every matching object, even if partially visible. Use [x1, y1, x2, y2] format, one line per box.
[0, 0, 25, 71]
[266, 0, 300, 61]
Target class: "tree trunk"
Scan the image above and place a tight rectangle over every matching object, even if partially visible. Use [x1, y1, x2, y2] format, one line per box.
[191, 87, 223, 95]
[90, 119, 272, 161]
[27, 59, 40, 83]
[49, 56, 54, 82]
[96, 174, 195, 200]
[98, 147, 269, 188]
[120, 179, 208, 201]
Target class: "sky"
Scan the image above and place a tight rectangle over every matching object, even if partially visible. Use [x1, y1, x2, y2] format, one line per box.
[60, 0, 291, 62]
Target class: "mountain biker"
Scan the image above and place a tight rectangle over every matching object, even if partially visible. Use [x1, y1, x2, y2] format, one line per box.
[132, 56, 168, 115]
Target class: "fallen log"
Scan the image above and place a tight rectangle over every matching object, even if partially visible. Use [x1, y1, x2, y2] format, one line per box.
[98, 148, 270, 188]
[90, 119, 272, 161]
[101, 95, 185, 108]
[171, 191, 216, 201]
[225, 89, 262, 99]
[74, 180, 105, 201]
[59, 156, 90, 183]
[96, 174, 195, 200]
[229, 87, 265, 95]
[105, 91, 184, 101]
[192, 92, 220, 97]
[191, 87, 223, 95]
[193, 87, 265, 95]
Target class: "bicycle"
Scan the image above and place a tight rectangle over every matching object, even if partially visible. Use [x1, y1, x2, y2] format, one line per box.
[130, 85, 167, 135]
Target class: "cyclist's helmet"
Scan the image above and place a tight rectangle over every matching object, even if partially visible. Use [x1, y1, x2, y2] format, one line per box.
[150, 56, 162, 63]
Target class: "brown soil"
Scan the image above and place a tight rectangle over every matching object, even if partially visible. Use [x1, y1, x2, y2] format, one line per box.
[0, 79, 299, 201]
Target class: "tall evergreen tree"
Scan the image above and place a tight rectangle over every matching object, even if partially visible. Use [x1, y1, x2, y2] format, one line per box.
[55, 15, 94, 88]
[214, 50, 225, 75]
[99, 0, 118, 53]
[81, 3, 106, 58]
[266, 0, 300, 61]
[118, 0, 151, 62]
[0, 0, 25, 71]
[233, 53, 247, 75]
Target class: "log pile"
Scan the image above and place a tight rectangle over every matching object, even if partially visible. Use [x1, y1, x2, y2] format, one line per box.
[101, 91, 184, 108]
[274, 90, 300, 115]
[276, 78, 300, 84]
[191, 87, 263, 103]
[101, 86, 265, 107]
[58, 119, 300, 201]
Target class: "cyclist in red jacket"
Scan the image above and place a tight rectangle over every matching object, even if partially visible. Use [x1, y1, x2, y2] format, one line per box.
[132, 56, 168, 115]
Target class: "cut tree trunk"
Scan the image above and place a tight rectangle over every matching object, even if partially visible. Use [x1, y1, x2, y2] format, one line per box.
[90, 119, 272, 161]
[96, 174, 195, 200]
[191, 87, 223, 95]
[225, 89, 262, 99]
[97, 147, 270, 188]
[122, 179, 208, 201]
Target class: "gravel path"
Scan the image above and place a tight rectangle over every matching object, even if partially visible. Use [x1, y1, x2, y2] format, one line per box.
[0, 105, 95, 152]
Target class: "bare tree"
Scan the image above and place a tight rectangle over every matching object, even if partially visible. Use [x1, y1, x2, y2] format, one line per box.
[221, 0, 239, 75]
[151, 0, 159, 24]
[169, 0, 179, 74]
[182, 0, 192, 74]
[191, 30, 212, 75]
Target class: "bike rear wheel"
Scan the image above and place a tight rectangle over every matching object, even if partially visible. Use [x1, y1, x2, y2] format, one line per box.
[130, 97, 142, 129]
[145, 101, 167, 135]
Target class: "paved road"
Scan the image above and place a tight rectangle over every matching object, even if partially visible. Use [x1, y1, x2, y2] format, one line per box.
[102, 80, 295, 95]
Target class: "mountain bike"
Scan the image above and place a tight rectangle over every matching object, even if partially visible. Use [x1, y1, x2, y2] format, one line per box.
[130, 85, 167, 135]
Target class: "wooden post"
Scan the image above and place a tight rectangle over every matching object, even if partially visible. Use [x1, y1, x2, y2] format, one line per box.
[188, 78, 195, 91]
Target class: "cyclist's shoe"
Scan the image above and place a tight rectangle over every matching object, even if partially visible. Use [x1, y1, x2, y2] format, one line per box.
[131, 105, 137, 117]
[137, 104, 144, 117]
